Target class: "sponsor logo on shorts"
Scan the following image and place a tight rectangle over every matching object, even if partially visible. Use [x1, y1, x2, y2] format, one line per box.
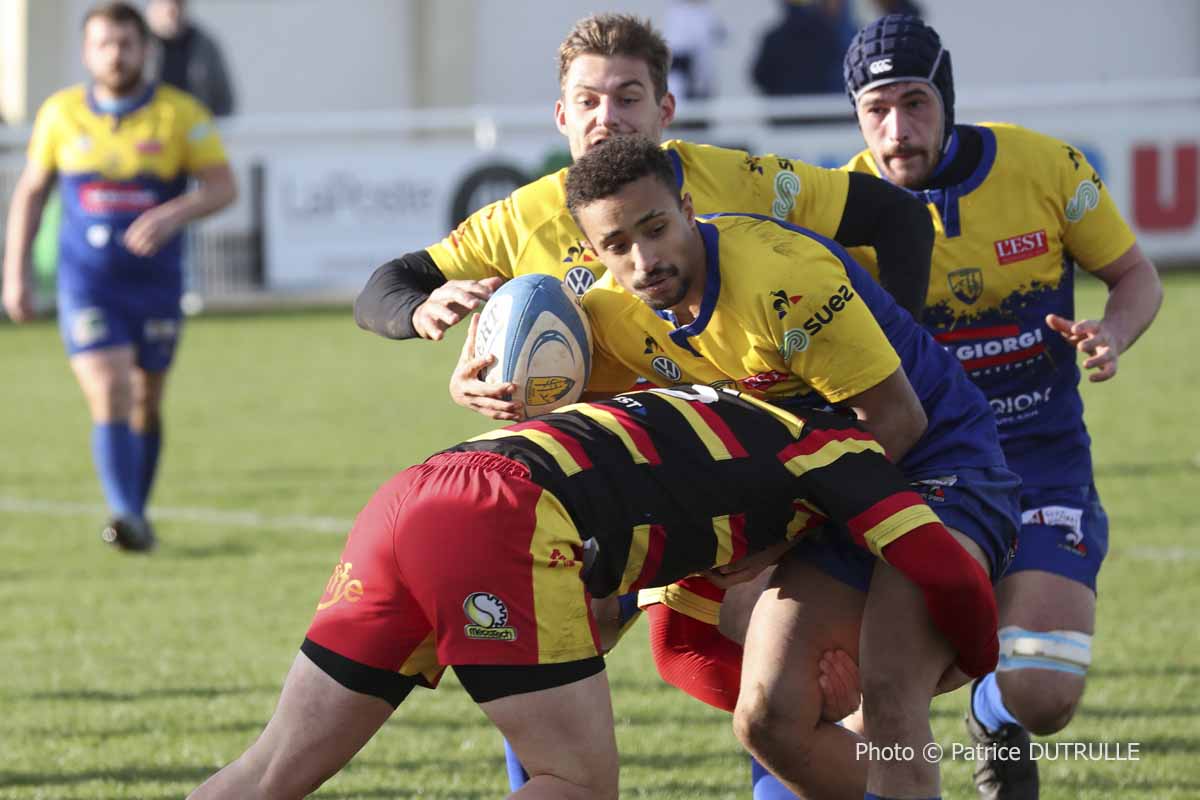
[548, 547, 577, 568]
[463, 592, 518, 641]
[70, 307, 108, 348]
[144, 318, 179, 343]
[994, 229, 1049, 265]
[564, 266, 596, 295]
[913, 475, 957, 504]
[316, 561, 364, 611]
[651, 356, 681, 382]
[1023, 505, 1087, 557]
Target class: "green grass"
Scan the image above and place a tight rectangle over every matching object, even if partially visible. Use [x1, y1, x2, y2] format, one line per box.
[1, 272, 1198, 799]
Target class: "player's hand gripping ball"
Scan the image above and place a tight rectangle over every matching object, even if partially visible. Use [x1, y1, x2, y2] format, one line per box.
[473, 274, 593, 414]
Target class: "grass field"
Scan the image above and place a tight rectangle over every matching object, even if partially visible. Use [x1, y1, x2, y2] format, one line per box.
[1, 272, 1198, 799]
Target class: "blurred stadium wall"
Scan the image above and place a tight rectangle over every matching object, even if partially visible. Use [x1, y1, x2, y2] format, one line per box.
[2, 0, 1198, 310]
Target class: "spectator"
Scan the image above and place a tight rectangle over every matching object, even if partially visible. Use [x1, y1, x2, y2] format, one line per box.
[752, 0, 845, 97]
[145, 0, 235, 116]
[663, 0, 726, 103]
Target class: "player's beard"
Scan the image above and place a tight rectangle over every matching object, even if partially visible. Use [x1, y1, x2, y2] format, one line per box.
[634, 265, 689, 311]
[98, 62, 144, 97]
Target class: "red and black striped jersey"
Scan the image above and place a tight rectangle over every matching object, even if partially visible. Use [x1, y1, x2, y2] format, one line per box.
[446, 385, 941, 599]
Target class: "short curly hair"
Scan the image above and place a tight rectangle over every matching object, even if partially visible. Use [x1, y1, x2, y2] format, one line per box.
[557, 14, 672, 101]
[565, 136, 679, 221]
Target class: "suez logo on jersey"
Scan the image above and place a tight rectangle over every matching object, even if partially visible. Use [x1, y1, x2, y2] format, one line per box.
[994, 229, 1049, 265]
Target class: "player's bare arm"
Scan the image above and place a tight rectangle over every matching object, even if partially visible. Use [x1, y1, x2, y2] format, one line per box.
[842, 366, 927, 462]
[1045, 242, 1163, 382]
[449, 314, 522, 420]
[2, 160, 56, 321]
[124, 162, 237, 257]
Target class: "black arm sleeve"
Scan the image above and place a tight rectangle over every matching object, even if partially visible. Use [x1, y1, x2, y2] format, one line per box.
[353, 250, 448, 340]
[833, 172, 933, 318]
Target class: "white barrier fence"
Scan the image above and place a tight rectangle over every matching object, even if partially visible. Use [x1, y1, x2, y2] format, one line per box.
[2, 83, 1199, 303]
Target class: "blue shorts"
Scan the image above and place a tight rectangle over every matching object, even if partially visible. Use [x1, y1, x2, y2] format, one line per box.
[1006, 483, 1107, 592]
[58, 289, 182, 372]
[792, 465, 1022, 592]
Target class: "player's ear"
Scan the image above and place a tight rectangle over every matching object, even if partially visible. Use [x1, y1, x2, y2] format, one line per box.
[554, 98, 568, 135]
[681, 192, 695, 225]
[659, 91, 677, 129]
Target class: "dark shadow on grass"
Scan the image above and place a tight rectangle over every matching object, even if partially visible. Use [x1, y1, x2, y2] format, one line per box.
[0, 764, 215, 788]
[25, 685, 275, 702]
[1091, 665, 1200, 679]
[1078, 705, 1200, 721]
[166, 540, 257, 560]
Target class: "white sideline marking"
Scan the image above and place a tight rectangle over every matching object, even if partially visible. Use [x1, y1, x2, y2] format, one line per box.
[0, 496, 349, 534]
[2, 496, 1199, 559]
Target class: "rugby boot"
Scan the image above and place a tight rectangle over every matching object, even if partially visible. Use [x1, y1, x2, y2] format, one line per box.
[966, 678, 1039, 799]
[101, 515, 158, 553]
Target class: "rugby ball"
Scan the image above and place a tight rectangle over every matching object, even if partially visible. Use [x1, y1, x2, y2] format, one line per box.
[474, 274, 593, 414]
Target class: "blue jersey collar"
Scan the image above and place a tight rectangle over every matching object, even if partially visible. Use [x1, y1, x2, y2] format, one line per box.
[658, 220, 721, 354]
[87, 82, 157, 120]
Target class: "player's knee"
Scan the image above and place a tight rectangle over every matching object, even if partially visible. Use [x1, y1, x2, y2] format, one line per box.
[860, 669, 925, 739]
[1000, 669, 1084, 735]
[996, 626, 1091, 734]
[733, 689, 811, 757]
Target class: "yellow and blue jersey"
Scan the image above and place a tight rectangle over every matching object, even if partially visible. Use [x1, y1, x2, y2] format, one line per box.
[427, 139, 848, 295]
[845, 124, 1136, 487]
[582, 213, 1003, 477]
[27, 83, 228, 297]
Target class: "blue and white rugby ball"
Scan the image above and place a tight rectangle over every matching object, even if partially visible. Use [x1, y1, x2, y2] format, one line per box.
[475, 274, 593, 414]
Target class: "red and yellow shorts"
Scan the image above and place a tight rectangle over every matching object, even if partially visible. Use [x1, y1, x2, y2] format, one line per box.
[304, 451, 601, 699]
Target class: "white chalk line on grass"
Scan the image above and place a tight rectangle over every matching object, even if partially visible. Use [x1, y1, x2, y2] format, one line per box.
[1, 496, 1198, 560]
[0, 495, 349, 534]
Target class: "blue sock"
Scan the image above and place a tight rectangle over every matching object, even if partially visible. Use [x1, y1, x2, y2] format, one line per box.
[504, 738, 529, 789]
[973, 672, 1019, 732]
[751, 756, 801, 799]
[92, 422, 139, 519]
[133, 429, 161, 512]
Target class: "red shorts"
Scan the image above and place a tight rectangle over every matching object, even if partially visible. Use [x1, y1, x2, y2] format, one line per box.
[305, 451, 601, 688]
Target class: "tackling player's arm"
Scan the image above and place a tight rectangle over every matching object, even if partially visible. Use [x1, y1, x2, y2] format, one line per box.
[833, 173, 933, 317]
[842, 367, 927, 462]
[353, 250, 504, 341]
[2, 160, 56, 322]
[788, 412, 997, 677]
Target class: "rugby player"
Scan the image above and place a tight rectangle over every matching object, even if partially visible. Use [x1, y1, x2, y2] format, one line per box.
[2, 2, 236, 551]
[560, 135, 1019, 800]
[188, 381, 999, 800]
[354, 13, 934, 421]
[838, 15, 1163, 798]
